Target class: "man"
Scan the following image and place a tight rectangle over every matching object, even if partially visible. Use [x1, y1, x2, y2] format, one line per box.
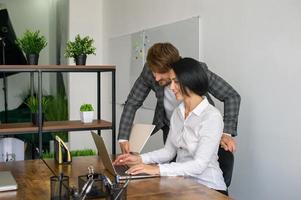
[118, 43, 241, 187]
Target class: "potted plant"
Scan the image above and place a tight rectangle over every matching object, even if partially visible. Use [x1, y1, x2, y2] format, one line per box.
[25, 96, 49, 125]
[64, 34, 96, 65]
[80, 103, 94, 123]
[16, 30, 47, 65]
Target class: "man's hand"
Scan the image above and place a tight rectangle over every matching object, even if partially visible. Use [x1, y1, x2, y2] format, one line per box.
[119, 141, 130, 154]
[127, 164, 160, 175]
[220, 134, 236, 153]
[113, 153, 142, 166]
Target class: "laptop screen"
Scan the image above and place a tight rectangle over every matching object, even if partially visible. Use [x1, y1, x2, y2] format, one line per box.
[91, 131, 117, 176]
[128, 124, 155, 153]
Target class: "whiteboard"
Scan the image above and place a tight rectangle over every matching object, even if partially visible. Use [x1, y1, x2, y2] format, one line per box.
[109, 17, 200, 109]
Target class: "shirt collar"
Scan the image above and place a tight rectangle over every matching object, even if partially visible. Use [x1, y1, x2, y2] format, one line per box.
[178, 97, 210, 118]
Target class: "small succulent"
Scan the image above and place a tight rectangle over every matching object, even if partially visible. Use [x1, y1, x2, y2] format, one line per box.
[80, 103, 94, 112]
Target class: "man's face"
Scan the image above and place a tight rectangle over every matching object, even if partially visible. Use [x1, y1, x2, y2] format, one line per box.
[152, 71, 171, 86]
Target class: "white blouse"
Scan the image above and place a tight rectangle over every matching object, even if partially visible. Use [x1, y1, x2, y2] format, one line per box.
[141, 97, 227, 191]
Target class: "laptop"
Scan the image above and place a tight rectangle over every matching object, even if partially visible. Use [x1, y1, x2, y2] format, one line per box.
[91, 130, 158, 180]
[128, 123, 155, 153]
[0, 171, 18, 192]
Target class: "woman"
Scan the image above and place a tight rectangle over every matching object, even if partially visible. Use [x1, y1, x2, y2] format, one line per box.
[114, 57, 227, 194]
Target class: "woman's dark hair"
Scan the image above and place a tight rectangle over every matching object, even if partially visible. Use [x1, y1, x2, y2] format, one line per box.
[171, 57, 208, 97]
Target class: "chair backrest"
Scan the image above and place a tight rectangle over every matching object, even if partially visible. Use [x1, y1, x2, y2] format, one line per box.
[218, 147, 234, 187]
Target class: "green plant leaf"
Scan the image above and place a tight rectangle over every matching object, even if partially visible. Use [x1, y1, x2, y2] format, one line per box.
[42, 149, 96, 159]
[80, 103, 94, 112]
[64, 34, 96, 58]
[25, 96, 49, 113]
[16, 30, 47, 55]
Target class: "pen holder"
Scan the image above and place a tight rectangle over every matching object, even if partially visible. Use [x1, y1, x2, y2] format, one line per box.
[78, 174, 127, 200]
[106, 183, 127, 200]
[78, 174, 107, 199]
[50, 175, 70, 200]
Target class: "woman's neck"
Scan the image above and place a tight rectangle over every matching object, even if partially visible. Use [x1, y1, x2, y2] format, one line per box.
[183, 94, 203, 119]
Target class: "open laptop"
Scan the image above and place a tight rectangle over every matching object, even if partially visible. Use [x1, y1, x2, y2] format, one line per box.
[127, 123, 155, 153]
[91, 130, 158, 180]
[0, 171, 18, 192]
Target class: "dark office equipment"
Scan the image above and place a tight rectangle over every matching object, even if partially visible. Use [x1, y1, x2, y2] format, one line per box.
[0, 9, 27, 122]
[0, 9, 27, 67]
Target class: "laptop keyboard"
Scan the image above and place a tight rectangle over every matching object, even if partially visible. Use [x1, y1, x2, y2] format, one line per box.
[115, 165, 129, 175]
[115, 165, 152, 177]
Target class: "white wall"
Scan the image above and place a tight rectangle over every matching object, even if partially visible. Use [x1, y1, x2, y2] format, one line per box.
[201, 1, 301, 199]
[68, 0, 105, 151]
[99, 0, 301, 199]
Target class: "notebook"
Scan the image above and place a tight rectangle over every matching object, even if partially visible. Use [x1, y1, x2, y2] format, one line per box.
[0, 171, 18, 192]
[91, 131, 158, 180]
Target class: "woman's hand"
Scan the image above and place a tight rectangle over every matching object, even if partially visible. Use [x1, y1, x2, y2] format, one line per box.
[113, 153, 142, 165]
[127, 164, 160, 175]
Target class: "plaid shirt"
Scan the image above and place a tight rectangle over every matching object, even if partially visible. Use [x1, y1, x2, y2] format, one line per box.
[118, 62, 241, 140]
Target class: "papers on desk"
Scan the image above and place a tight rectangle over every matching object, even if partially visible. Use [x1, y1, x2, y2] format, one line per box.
[0, 171, 18, 192]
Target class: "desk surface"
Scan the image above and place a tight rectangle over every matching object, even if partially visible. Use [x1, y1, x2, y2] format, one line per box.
[0, 156, 232, 200]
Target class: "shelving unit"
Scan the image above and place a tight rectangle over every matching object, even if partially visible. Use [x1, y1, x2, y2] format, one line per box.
[0, 65, 116, 154]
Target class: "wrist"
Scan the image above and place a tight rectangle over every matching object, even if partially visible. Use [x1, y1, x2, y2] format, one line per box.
[138, 155, 143, 164]
[223, 133, 232, 137]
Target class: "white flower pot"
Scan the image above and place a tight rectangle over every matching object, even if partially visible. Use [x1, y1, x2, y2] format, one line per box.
[80, 111, 94, 123]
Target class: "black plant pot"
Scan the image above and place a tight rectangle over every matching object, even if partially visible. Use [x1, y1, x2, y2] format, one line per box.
[74, 54, 87, 65]
[31, 113, 45, 126]
[27, 54, 39, 65]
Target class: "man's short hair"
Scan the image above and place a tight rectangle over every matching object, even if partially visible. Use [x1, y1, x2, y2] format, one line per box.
[146, 43, 181, 73]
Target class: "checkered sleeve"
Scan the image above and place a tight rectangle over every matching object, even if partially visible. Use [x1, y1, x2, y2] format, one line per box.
[204, 62, 241, 136]
[118, 65, 153, 140]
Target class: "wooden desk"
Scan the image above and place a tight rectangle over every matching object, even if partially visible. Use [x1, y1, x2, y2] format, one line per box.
[0, 156, 232, 200]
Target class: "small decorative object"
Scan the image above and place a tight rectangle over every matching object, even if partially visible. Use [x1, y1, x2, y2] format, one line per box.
[80, 103, 94, 123]
[16, 30, 47, 65]
[25, 96, 49, 125]
[54, 136, 72, 164]
[64, 34, 96, 65]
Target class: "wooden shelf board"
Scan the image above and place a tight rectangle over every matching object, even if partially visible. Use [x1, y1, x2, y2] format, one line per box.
[0, 120, 112, 135]
[0, 65, 115, 72]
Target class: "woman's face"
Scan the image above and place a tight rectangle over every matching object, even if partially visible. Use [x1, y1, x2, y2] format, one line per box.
[169, 70, 184, 101]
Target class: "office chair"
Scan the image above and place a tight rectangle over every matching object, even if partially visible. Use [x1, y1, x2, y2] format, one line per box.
[218, 147, 234, 188]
